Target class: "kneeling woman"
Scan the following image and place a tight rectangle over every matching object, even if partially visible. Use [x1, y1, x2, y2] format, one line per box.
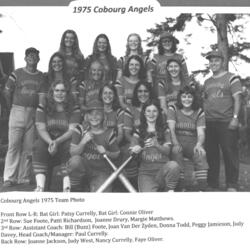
[130, 100, 180, 192]
[167, 85, 208, 191]
[33, 80, 80, 192]
[68, 100, 120, 192]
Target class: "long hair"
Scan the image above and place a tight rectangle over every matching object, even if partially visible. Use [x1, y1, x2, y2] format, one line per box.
[99, 84, 121, 111]
[158, 36, 178, 55]
[123, 55, 146, 80]
[139, 99, 165, 144]
[59, 29, 84, 61]
[176, 85, 200, 111]
[47, 52, 68, 84]
[131, 81, 154, 107]
[125, 33, 143, 56]
[46, 80, 74, 117]
[165, 58, 186, 92]
[92, 33, 112, 56]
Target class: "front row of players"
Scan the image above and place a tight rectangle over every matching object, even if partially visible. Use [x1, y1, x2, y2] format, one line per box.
[32, 78, 207, 192]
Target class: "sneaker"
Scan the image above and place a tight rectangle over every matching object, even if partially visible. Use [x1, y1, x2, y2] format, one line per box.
[34, 186, 44, 192]
[227, 187, 237, 192]
[63, 187, 71, 193]
[3, 180, 14, 187]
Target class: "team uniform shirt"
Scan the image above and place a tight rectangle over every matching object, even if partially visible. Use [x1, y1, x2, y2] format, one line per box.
[5, 68, 45, 108]
[115, 76, 139, 105]
[124, 106, 141, 133]
[104, 108, 124, 131]
[133, 128, 171, 173]
[203, 72, 242, 122]
[79, 79, 104, 107]
[148, 53, 189, 84]
[117, 55, 150, 74]
[158, 80, 184, 107]
[71, 125, 119, 166]
[167, 105, 205, 144]
[36, 104, 81, 139]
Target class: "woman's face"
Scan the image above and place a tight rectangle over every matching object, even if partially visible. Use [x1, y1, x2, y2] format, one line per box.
[102, 86, 114, 105]
[53, 83, 66, 103]
[90, 62, 103, 81]
[51, 56, 63, 72]
[64, 32, 75, 48]
[162, 38, 173, 52]
[128, 35, 140, 51]
[167, 61, 181, 78]
[87, 110, 104, 127]
[180, 93, 194, 109]
[97, 37, 108, 53]
[137, 84, 149, 104]
[145, 104, 159, 123]
[128, 58, 141, 76]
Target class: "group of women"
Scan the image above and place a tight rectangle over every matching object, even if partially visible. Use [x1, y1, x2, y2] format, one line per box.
[32, 29, 208, 192]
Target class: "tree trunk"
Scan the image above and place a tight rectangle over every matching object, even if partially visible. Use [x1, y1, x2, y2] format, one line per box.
[215, 14, 229, 70]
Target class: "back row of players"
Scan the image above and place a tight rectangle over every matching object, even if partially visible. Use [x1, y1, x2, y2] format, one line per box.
[3, 30, 242, 192]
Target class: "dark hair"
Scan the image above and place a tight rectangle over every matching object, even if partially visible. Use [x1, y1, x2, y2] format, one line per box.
[158, 37, 177, 55]
[125, 33, 143, 56]
[99, 84, 121, 111]
[46, 80, 74, 117]
[123, 55, 146, 79]
[47, 52, 68, 84]
[132, 81, 154, 107]
[165, 58, 186, 92]
[59, 29, 84, 62]
[93, 33, 112, 55]
[176, 85, 200, 111]
[139, 99, 165, 144]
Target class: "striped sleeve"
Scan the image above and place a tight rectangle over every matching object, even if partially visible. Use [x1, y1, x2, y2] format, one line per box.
[196, 108, 205, 128]
[158, 80, 166, 98]
[114, 79, 123, 98]
[229, 74, 242, 96]
[69, 105, 81, 130]
[133, 128, 140, 138]
[123, 107, 133, 131]
[35, 104, 46, 124]
[117, 56, 124, 71]
[79, 80, 86, 101]
[167, 105, 177, 122]
[116, 108, 124, 128]
[71, 124, 84, 146]
[107, 129, 120, 153]
[5, 72, 16, 92]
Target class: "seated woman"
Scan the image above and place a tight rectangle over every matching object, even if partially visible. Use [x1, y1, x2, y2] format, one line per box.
[99, 84, 124, 145]
[67, 100, 120, 192]
[115, 55, 146, 110]
[167, 85, 208, 191]
[130, 99, 180, 192]
[33, 80, 80, 192]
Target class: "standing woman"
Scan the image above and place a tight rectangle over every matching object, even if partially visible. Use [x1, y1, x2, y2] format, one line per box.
[115, 55, 146, 110]
[167, 86, 208, 191]
[59, 29, 84, 80]
[148, 32, 189, 95]
[116, 33, 149, 80]
[84, 34, 117, 83]
[158, 58, 188, 116]
[33, 80, 80, 192]
[130, 99, 180, 192]
[99, 84, 124, 145]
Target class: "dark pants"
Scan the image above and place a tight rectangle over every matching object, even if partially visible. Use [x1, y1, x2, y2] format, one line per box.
[205, 121, 239, 189]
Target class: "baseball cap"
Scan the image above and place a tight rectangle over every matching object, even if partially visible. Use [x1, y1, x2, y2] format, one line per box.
[25, 47, 40, 57]
[85, 100, 104, 111]
[206, 50, 224, 60]
[160, 32, 179, 44]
